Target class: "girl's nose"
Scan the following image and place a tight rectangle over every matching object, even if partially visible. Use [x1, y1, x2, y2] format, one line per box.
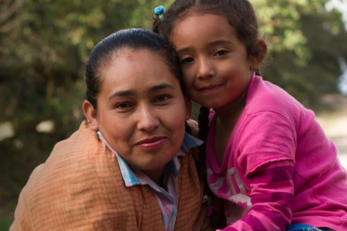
[196, 57, 215, 79]
[136, 106, 160, 132]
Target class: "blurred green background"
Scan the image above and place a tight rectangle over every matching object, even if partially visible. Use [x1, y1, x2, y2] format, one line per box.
[1, 0, 347, 229]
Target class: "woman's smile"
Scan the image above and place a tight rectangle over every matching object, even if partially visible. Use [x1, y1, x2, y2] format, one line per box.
[135, 136, 167, 150]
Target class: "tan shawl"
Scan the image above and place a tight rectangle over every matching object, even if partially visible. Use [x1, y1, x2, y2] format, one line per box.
[10, 122, 210, 231]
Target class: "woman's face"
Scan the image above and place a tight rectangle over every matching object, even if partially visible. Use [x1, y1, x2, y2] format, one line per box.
[83, 48, 190, 180]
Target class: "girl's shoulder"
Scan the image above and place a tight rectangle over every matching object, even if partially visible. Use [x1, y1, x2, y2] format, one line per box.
[246, 76, 312, 120]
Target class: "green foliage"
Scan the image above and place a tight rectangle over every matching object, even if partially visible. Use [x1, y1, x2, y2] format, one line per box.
[253, 0, 327, 63]
[0, 217, 12, 231]
[260, 1, 347, 107]
[0, 204, 15, 230]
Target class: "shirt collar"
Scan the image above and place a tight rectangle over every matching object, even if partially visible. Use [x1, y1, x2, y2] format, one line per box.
[97, 131, 202, 188]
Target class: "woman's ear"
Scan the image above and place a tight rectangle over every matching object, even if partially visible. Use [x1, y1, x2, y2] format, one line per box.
[184, 97, 192, 121]
[82, 100, 99, 131]
[250, 40, 267, 71]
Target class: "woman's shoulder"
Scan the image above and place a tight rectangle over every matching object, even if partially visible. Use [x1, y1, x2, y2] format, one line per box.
[11, 122, 139, 230]
[22, 121, 120, 201]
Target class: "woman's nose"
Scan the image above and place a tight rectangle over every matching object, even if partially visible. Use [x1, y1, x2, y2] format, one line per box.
[136, 106, 160, 132]
[196, 57, 215, 79]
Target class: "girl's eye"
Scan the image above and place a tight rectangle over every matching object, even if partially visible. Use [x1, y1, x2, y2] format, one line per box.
[154, 95, 171, 104]
[215, 50, 229, 56]
[180, 57, 194, 65]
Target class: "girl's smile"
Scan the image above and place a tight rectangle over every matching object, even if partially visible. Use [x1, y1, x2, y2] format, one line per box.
[171, 13, 258, 112]
[198, 83, 224, 92]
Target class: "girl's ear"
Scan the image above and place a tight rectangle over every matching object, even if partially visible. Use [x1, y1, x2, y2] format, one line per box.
[250, 40, 267, 71]
[82, 100, 99, 131]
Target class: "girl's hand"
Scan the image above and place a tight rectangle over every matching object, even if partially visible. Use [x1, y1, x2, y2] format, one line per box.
[187, 119, 199, 137]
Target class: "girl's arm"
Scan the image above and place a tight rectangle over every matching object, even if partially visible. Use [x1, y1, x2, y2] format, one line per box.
[221, 112, 296, 230]
[220, 160, 294, 230]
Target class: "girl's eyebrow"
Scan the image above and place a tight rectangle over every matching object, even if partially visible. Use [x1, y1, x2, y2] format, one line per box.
[108, 83, 175, 101]
[176, 39, 233, 55]
[209, 40, 233, 46]
[176, 47, 191, 55]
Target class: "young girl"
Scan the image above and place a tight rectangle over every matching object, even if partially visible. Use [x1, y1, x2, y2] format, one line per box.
[153, 0, 347, 230]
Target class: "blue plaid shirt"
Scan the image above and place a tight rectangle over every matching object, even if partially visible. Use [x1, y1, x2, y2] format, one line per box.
[97, 131, 202, 231]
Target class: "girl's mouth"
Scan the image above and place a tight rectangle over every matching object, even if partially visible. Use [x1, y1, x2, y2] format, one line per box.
[198, 84, 222, 92]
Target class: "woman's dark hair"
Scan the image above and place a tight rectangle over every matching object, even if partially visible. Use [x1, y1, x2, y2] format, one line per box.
[152, 1, 260, 227]
[85, 28, 185, 109]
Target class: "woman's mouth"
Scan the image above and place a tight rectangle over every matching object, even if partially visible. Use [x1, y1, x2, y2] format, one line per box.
[135, 137, 166, 150]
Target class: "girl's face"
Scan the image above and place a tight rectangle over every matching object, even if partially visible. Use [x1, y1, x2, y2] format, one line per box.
[83, 48, 190, 181]
[171, 14, 261, 110]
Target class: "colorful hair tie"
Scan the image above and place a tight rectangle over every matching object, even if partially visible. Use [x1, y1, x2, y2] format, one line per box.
[154, 5, 165, 21]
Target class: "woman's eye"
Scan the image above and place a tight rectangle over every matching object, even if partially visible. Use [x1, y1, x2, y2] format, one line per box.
[215, 50, 229, 56]
[154, 95, 171, 104]
[115, 102, 133, 110]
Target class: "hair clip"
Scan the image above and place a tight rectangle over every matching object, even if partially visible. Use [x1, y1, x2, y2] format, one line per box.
[154, 5, 165, 21]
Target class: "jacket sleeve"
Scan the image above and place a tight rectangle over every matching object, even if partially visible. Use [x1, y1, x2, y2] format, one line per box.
[220, 112, 296, 230]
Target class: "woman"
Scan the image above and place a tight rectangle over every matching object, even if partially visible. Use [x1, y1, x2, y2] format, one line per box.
[10, 28, 210, 231]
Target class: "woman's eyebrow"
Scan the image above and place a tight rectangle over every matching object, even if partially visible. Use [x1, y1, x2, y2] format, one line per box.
[108, 83, 175, 101]
[150, 83, 175, 92]
[108, 90, 134, 100]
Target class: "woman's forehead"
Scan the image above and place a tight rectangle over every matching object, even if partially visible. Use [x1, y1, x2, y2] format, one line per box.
[98, 48, 180, 95]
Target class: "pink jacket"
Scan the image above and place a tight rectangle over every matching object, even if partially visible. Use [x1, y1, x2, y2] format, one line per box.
[207, 75, 347, 230]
